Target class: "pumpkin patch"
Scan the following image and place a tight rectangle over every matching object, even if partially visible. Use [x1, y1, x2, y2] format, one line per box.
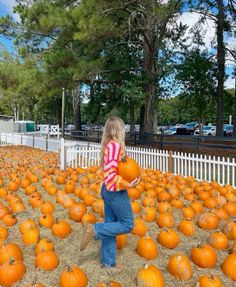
[0, 145, 235, 286]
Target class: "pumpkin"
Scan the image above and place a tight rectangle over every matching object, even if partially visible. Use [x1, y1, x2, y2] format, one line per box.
[60, 265, 88, 287]
[97, 280, 122, 287]
[131, 218, 147, 237]
[0, 243, 23, 264]
[127, 188, 141, 199]
[198, 275, 222, 287]
[116, 234, 127, 249]
[222, 202, 236, 216]
[0, 258, 26, 287]
[221, 253, 236, 281]
[81, 213, 97, 225]
[136, 234, 158, 260]
[118, 156, 140, 183]
[22, 227, 39, 245]
[35, 238, 54, 255]
[137, 265, 165, 287]
[35, 250, 59, 271]
[157, 212, 174, 228]
[182, 206, 195, 219]
[69, 203, 87, 222]
[40, 201, 55, 214]
[191, 244, 217, 268]
[178, 218, 195, 236]
[19, 219, 37, 234]
[52, 219, 72, 238]
[197, 212, 218, 230]
[131, 201, 141, 214]
[208, 232, 228, 250]
[158, 228, 180, 249]
[223, 221, 236, 240]
[167, 253, 192, 280]
[39, 214, 55, 228]
[142, 207, 156, 222]
[0, 226, 8, 240]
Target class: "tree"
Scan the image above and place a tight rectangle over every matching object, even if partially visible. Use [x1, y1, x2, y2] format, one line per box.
[175, 48, 217, 131]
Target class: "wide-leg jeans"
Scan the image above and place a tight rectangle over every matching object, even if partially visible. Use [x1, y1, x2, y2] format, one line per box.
[94, 183, 134, 267]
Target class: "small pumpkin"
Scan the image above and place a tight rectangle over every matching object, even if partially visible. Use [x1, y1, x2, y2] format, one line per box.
[116, 234, 127, 249]
[52, 219, 72, 238]
[158, 228, 180, 249]
[0, 258, 26, 287]
[59, 265, 88, 287]
[208, 232, 228, 250]
[191, 244, 217, 268]
[35, 250, 59, 271]
[22, 227, 39, 245]
[0, 243, 23, 264]
[136, 234, 158, 260]
[167, 253, 192, 280]
[198, 274, 222, 287]
[35, 238, 54, 256]
[137, 264, 165, 287]
[221, 253, 236, 281]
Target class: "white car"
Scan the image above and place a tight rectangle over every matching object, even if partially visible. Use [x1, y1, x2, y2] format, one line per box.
[194, 126, 216, 136]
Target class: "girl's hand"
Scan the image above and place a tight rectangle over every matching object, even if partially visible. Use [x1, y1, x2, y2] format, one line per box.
[128, 177, 140, 188]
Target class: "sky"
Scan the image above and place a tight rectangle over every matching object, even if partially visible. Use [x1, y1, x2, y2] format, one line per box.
[0, 0, 235, 89]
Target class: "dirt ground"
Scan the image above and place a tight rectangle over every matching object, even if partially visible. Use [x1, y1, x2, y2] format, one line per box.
[0, 146, 236, 287]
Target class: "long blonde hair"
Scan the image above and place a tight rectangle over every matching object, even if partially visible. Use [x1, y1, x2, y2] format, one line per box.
[100, 117, 126, 167]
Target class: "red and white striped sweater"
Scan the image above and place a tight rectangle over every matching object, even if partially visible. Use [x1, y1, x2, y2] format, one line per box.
[103, 140, 129, 191]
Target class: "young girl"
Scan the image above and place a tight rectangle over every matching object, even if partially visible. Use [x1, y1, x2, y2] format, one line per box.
[80, 116, 139, 268]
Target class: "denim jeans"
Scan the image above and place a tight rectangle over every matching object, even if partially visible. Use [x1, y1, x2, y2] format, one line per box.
[94, 183, 134, 267]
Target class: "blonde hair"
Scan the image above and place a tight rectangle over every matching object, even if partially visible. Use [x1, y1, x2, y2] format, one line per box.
[100, 117, 126, 167]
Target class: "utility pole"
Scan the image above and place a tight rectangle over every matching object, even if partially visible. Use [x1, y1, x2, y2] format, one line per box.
[61, 87, 65, 138]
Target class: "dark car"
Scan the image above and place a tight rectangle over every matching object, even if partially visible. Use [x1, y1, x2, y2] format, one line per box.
[176, 122, 198, 135]
[224, 125, 233, 136]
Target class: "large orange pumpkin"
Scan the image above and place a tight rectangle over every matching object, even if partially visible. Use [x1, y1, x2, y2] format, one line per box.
[118, 157, 140, 183]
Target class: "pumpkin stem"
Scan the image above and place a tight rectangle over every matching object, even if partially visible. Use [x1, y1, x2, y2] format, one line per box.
[120, 156, 127, 162]
[56, 218, 59, 224]
[66, 265, 71, 272]
[9, 257, 15, 265]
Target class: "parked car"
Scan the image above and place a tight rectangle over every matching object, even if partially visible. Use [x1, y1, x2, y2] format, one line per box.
[224, 124, 233, 136]
[194, 126, 216, 136]
[176, 122, 199, 135]
[164, 127, 177, 135]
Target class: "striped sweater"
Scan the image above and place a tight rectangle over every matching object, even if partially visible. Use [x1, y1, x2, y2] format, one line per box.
[103, 140, 129, 191]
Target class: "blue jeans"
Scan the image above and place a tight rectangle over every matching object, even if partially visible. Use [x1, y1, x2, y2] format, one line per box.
[94, 183, 134, 267]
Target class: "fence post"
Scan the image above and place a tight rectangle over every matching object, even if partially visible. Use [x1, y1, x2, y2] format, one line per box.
[60, 138, 66, 170]
[46, 135, 48, 151]
[168, 151, 174, 173]
[33, 135, 35, 147]
[21, 134, 23, 145]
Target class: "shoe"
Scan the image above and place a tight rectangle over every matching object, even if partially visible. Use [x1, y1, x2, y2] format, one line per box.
[80, 223, 94, 251]
[101, 263, 125, 274]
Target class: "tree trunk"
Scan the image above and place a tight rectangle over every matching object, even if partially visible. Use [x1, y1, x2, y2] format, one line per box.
[139, 105, 145, 141]
[72, 84, 81, 131]
[216, 0, 225, 137]
[142, 18, 157, 139]
[233, 72, 236, 137]
[130, 103, 135, 135]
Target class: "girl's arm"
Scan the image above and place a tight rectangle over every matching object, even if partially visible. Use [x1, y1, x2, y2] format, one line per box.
[104, 141, 129, 191]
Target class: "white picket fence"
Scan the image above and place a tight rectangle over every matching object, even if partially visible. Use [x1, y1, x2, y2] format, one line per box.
[0, 133, 236, 188]
[64, 141, 236, 188]
[0, 132, 61, 152]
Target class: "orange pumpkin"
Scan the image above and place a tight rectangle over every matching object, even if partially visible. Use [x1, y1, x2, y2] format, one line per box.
[59, 265, 88, 287]
[136, 235, 158, 260]
[118, 157, 140, 183]
[137, 265, 165, 287]
[167, 253, 192, 280]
